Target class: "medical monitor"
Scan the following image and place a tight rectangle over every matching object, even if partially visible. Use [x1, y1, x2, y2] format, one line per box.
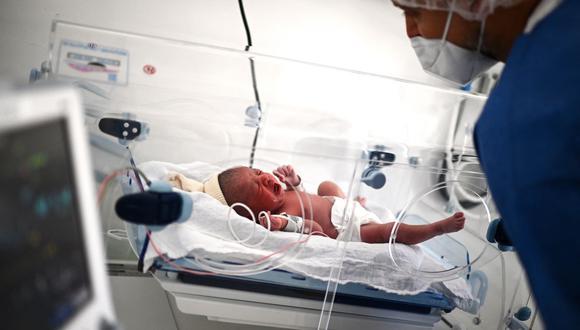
[0, 85, 116, 329]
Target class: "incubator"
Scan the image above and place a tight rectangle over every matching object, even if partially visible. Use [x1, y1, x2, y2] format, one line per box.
[39, 20, 538, 330]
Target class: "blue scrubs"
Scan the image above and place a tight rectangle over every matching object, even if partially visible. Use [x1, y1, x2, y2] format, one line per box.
[474, 0, 580, 327]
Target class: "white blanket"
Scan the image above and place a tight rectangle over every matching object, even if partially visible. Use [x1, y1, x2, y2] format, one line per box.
[138, 161, 478, 312]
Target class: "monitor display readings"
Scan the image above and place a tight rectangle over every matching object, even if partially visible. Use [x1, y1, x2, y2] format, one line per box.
[0, 118, 93, 329]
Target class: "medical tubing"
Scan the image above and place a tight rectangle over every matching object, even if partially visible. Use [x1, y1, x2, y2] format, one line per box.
[193, 183, 315, 275]
[106, 229, 129, 241]
[319, 167, 365, 330]
[318, 239, 348, 330]
[498, 253, 507, 330]
[529, 307, 538, 329]
[388, 180, 492, 280]
[225, 182, 313, 248]
[137, 230, 150, 273]
[445, 122, 472, 213]
[98, 167, 152, 271]
[254, 230, 328, 263]
[97, 167, 151, 204]
[525, 292, 531, 307]
[146, 230, 216, 276]
[98, 172, 120, 203]
[146, 224, 325, 277]
[227, 203, 270, 247]
[507, 273, 524, 321]
[128, 146, 145, 192]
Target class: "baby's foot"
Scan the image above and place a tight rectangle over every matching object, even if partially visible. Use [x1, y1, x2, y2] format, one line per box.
[436, 212, 466, 234]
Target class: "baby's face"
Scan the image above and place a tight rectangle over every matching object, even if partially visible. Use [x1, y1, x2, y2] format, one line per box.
[236, 167, 285, 213]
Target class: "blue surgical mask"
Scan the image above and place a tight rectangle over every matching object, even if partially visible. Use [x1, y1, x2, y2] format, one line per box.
[410, 36, 497, 86]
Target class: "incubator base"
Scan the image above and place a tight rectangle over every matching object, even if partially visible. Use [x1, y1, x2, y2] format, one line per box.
[156, 271, 445, 330]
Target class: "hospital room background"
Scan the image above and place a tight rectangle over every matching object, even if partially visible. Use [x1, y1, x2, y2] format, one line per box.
[0, 0, 544, 329]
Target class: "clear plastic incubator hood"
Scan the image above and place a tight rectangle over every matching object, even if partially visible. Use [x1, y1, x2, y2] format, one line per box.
[44, 20, 514, 330]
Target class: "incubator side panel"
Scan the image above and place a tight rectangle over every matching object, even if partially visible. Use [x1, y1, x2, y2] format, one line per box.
[46, 21, 522, 330]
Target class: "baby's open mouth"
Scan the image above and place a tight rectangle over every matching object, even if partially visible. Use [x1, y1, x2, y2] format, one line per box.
[273, 183, 281, 194]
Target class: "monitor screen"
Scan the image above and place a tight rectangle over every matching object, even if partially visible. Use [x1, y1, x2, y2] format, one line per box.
[0, 118, 93, 329]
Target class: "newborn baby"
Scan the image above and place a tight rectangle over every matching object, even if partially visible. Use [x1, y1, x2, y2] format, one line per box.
[211, 164, 465, 244]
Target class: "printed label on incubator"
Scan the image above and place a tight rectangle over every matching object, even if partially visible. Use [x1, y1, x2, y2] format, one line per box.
[56, 39, 129, 85]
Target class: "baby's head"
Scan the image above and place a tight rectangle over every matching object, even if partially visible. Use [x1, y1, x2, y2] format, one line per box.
[218, 166, 285, 218]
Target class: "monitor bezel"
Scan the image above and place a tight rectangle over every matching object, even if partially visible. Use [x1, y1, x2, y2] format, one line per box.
[0, 85, 116, 329]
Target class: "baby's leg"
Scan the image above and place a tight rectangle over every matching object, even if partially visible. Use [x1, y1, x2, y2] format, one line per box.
[359, 223, 395, 243]
[359, 212, 465, 244]
[317, 181, 345, 198]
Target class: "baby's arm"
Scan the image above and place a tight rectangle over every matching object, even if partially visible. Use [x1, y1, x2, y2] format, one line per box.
[258, 212, 324, 235]
[258, 212, 288, 231]
[317, 181, 345, 198]
[317, 181, 367, 207]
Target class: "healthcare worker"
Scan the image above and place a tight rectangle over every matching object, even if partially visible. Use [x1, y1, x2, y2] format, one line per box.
[390, 0, 580, 327]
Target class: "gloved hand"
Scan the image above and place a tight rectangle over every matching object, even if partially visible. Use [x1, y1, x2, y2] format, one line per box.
[273, 165, 301, 186]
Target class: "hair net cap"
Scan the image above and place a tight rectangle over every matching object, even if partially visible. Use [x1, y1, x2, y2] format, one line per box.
[393, 0, 522, 20]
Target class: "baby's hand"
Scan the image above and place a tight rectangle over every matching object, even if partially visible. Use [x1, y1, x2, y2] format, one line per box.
[258, 211, 288, 231]
[273, 165, 301, 186]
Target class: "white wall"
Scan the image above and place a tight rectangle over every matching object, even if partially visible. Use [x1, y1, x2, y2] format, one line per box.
[0, 0, 448, 86]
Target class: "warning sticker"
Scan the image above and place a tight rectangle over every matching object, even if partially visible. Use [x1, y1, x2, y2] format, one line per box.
[56, 39, 129, 85]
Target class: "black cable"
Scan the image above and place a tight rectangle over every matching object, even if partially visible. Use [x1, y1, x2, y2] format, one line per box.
[238, 0, 253, 51]
[238, 0, 261, 168]
[128, 146, 146, 192]
[137, 230, 150, 273]
[248, 59, 261, 168]
[127, 146, 149, 272]
[249, 59, 261, 106]
[249, 126, 261, 168]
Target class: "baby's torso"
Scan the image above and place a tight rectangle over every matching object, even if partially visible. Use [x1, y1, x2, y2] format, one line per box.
[278, 192, 337, 236]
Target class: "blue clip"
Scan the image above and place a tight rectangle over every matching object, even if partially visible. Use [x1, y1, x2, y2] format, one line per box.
[486, 218, 514, 252]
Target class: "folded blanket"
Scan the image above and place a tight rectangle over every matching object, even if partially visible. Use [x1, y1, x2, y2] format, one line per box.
[136, 161, 479, 312]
